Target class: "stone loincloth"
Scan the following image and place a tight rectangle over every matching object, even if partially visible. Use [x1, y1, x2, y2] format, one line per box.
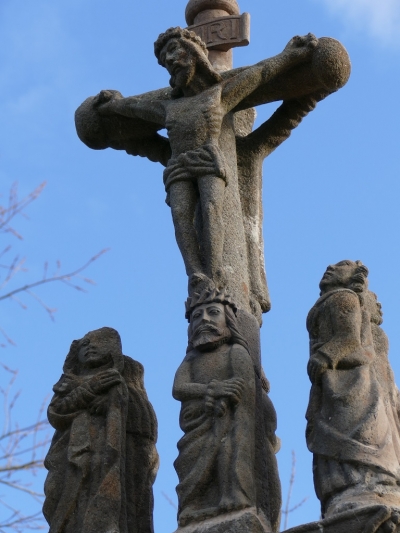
[163, 143, 228, 205]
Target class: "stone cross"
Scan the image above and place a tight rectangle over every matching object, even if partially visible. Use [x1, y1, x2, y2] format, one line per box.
[185, 0, 250, 71]
[75, 0, 350, 325]
[74, 1, 351, 531]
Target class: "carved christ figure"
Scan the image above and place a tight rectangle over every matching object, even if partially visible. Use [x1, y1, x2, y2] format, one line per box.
[93, 29, 315, 285]
[76, 26, 350, 317]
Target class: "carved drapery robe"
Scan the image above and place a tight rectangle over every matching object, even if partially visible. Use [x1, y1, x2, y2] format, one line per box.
[173, 343, 256, 527]
[43, 356, 158, 533]
[306, 289, 400, 517]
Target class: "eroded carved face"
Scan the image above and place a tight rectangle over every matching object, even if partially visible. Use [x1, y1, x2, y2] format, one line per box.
[190, 302, 231, 351]
[78, 331, 113, 369]
[319, 261, 355, 293]
[159, 38, 196, 91]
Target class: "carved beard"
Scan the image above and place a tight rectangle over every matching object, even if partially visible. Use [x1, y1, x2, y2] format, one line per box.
[191, 324, 232, 352]
[170, 60, 196, 92]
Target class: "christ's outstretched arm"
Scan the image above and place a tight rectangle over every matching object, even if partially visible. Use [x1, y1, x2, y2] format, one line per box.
[95, 89, 167, 127]
[237, 92, 326, 159]
[221, 34, 318, 114]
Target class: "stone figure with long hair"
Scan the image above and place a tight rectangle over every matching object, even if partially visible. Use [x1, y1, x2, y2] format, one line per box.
[306, 261, 400, 529]
[43, 327, 159, 533]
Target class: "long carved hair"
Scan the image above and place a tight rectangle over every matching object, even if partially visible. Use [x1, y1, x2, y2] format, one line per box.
[344, 260, 369, 293]
[224, 304, 250, 352]
[154, 26, 222, 98]
[320, 260, 369, 313]
[53, 327, 124, 394]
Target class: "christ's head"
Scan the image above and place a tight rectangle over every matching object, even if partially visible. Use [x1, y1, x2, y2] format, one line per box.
[155, 27, 222, 97]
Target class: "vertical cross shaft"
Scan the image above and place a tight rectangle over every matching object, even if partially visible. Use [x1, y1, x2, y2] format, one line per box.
[185, 0, 249, 72]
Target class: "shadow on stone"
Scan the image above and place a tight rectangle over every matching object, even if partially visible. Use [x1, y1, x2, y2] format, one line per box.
[173, 507, 269, 533]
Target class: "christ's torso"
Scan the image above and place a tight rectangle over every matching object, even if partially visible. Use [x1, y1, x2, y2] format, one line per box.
[164, 84, 226, 157]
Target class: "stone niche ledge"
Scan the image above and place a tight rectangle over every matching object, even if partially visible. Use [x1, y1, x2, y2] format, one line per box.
[284, 505, 400, 533]
[173, 507, 270, 533]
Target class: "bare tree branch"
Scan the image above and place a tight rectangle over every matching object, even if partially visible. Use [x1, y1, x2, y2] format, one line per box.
[0, 365, 50, 531]
[162, 491, 178, 510]
[0, 249, 109, 304]
[0, 500, 46, 532]
[0, 182, 46, 236]
[281, 450, 309, 530]
[0, 183, 107, 530]
[0, 183, 109, 345]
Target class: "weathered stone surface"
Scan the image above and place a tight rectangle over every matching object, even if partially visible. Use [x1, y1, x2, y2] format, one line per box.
[73, 2, 353, 530]
[185, 0, 240, 26]
[43, 327, 159, 533]
[75, 22, 350, 323]
[306, 261, 400, 519]
[173, 508, 269, 533]
[188, 13, 250, 52]
[237, 308, 281, 531]
[173, 288, 280, 532]
[284, 505, 400, 533]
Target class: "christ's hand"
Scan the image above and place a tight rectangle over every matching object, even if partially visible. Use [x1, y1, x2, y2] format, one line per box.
[283, 33, 318, 60]
[93, 89, 123, 115]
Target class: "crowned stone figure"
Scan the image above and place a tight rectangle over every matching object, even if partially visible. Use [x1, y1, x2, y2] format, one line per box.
[172, 287, 281, 533]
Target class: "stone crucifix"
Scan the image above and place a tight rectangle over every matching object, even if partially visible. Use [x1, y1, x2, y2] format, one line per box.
[75, 0, 351, 324]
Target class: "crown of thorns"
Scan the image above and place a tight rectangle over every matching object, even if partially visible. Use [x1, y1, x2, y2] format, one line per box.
[154, 27, 208, 62]
[185, 287, 238, 321]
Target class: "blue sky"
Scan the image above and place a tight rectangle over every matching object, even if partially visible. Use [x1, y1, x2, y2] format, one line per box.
[1, 0, 400, 531]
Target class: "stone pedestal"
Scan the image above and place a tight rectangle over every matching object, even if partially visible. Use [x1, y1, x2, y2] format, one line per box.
[174, 508, 271, 533]
[284, 506, 400, 533]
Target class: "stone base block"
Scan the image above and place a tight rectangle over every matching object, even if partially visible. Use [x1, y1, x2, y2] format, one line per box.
[173, 508, 271, 533]
[284, 505, 400, 533]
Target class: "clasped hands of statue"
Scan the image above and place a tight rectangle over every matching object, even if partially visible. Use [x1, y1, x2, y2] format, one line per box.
[205, 378, 245, 417]
[86, 368, 123, 415]
[59, 368, 124, 416]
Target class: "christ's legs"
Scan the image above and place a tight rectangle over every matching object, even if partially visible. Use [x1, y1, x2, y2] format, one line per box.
[197, 176, 226, 284]
[168, 181, 203, 277]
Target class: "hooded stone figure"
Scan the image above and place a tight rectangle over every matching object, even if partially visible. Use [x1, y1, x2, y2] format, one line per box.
[43, 327, 159, 533]
[306, 261, 400, 519]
